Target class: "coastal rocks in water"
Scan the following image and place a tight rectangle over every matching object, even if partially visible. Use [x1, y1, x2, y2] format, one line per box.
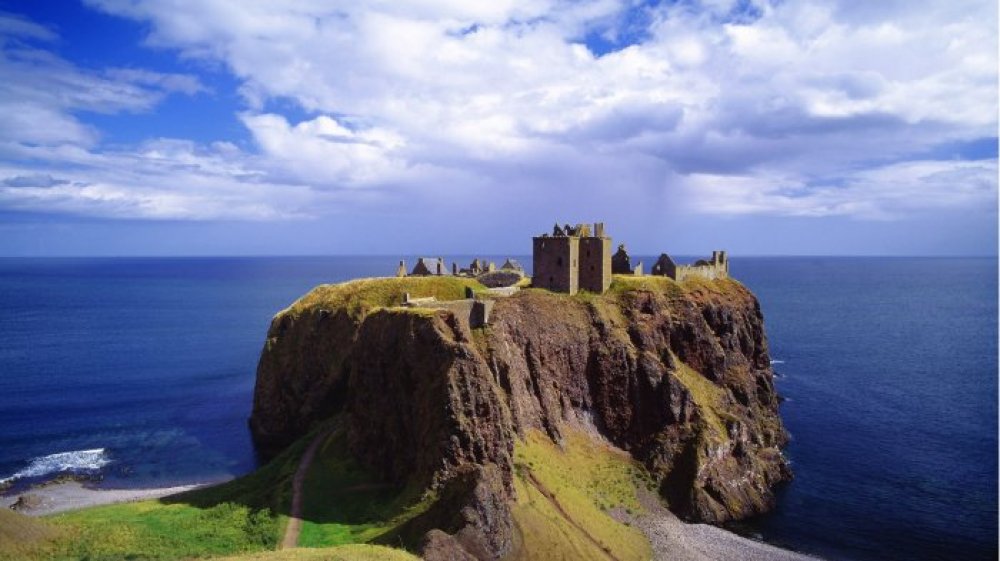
[250, 276, 790, 558]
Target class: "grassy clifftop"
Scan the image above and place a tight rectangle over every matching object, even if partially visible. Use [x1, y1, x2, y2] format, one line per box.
[284, 276, 487, 318]
[277, 273, 748, 324]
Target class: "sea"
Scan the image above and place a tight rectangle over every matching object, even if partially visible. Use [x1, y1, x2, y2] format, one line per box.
[0, 256, 995, 561]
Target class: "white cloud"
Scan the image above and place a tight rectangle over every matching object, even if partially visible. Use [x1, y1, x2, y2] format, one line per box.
[240, 113, 406, 187]
[1, 0, 996, 225]
[0, 101, 97, 145]
[0, 140, 315, 220]
[0, 11, 57, 42]
[683, 159, 999, 219]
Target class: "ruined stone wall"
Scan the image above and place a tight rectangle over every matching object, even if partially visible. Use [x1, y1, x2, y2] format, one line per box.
[578, 236, 611, 293]
[532, 236, 579, 294]
[405, 299, 495, 329]
[675, 262, 729, 282]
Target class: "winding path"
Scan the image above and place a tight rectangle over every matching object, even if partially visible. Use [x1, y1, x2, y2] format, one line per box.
[280, 428, 333, 549]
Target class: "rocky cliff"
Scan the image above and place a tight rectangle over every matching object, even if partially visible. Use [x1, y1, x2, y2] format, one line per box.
[250, 275, 790, 559]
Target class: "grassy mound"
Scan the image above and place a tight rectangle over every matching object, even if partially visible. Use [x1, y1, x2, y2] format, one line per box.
[509, 430, 654, 561]
[286, 277, 487, 318]
[0, 509, 62, 560]
[608, 274, 682, 297]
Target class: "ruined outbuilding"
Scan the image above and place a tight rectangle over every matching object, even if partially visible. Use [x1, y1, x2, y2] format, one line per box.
[401, 290, 495, 329]
[410, 257, 450, 277]
[500, 258, 524, 274]
[651, 251, 729, 281]
[611, 244, 643, 276]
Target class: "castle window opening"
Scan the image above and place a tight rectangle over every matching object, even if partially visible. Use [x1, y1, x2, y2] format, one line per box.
[557, 257, 563, 267]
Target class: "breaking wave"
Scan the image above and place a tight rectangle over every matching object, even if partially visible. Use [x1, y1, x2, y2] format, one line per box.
[0, 448, 111, 485]
[770, 359, 785, 365]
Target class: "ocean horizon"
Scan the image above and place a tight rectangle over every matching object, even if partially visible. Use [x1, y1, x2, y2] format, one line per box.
[0, 255, 995, 561]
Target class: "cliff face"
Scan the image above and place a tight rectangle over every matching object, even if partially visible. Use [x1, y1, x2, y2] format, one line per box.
[250, 276, 790, 558]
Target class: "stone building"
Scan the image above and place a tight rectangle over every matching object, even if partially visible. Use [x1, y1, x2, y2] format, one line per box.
[650, 254, 676, 278]
[411, 257, 450, 276]
[611, 244, 643, 276]
[453, 258, 494, 277]
[532, 222, 612, 294]
[500, 258, 524, 274]
[651, 251, 728, 281]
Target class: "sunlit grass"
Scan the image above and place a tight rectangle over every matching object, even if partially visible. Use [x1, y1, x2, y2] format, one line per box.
[509, 429, 653, 561]
[286, 276, 486, 318]
[669, 356, 729, 441]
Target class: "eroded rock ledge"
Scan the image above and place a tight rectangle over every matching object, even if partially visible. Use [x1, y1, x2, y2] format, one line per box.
[249, 276, 790, 559]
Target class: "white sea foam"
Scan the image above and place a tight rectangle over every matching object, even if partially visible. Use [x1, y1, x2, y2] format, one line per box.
[770, 359, 785, 364]
[0, 448, 111, 485]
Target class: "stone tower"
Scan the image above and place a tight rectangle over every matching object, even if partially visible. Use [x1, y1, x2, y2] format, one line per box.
[578, 222, 611, 293]
[532, 222, 612, 295]
[532, 224, 579, 294]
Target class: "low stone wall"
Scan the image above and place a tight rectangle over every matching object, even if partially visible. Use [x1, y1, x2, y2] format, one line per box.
[406, 298, 495, 329]
[486, 286, 520, 297]
[675, 264, 728, 282]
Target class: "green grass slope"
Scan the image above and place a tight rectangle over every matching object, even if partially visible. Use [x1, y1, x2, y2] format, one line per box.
[0, 509, 62, 560]
[2, 420, 425, 561]
[27, 424, 311, 561]
[291, 427, 435, 548]
[509, 429, 654, 561]
[286, 276, 487, 318]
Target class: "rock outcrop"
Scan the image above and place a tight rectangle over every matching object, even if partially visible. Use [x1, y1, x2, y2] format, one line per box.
[250, 276, 790, 559]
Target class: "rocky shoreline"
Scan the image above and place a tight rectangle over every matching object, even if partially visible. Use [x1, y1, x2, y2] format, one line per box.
[1, 480, 215, 517]
[612, 489, 822, 561]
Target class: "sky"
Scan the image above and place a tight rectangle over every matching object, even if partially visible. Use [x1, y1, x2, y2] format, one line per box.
[0, 0, 996, 256]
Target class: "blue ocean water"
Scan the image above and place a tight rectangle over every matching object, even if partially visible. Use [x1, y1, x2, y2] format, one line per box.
[734, 257, 998, 561]
[0, 256, 995, 561]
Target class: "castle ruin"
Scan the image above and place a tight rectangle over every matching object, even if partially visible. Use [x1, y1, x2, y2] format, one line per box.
[533, 223, 728, 294]
[532, 222, 612, 295]
[396, 222, 729, 296]
[398, 257, 525, 289]
[404, 257, 450, 276]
